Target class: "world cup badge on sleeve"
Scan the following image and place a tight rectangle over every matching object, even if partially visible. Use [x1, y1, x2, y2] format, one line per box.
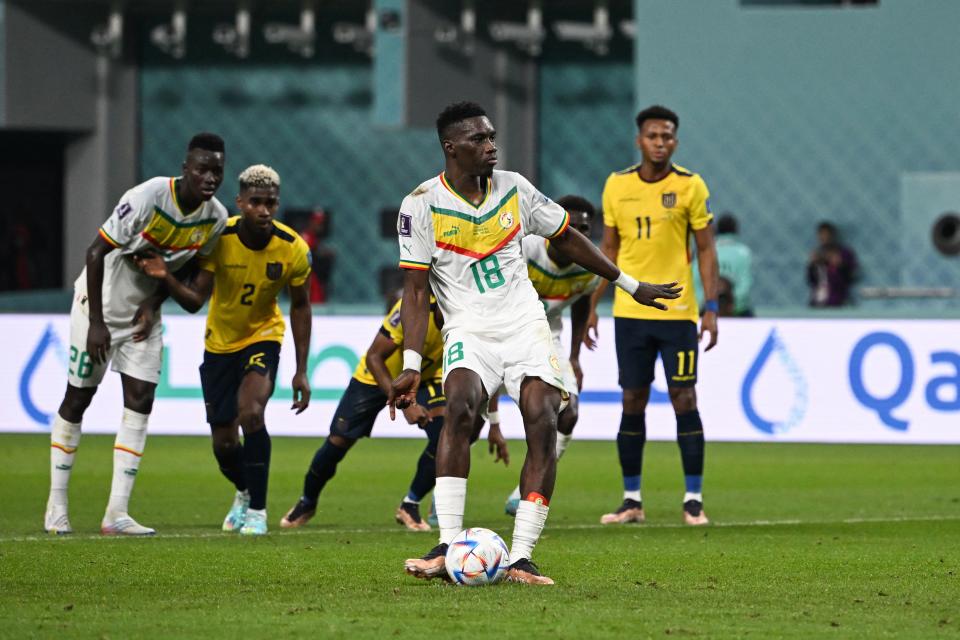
[398, 213, 412, 237]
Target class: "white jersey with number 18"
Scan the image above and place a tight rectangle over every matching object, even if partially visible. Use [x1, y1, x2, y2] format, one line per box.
[397, 170, 571, 335]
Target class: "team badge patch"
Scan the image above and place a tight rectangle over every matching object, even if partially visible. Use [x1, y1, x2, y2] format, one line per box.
[498, 210, 515, 229]
[662, 192, 677, 208]
[549, 355, 561, 371]
[398, 213, 412, 237]
[266, 262, 283, 280]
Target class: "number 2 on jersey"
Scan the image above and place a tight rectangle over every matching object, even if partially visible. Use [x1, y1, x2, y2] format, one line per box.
[240, 283, 255, 305]
[470, 255, 505, 293]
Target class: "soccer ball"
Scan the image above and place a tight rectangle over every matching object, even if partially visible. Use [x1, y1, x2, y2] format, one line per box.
[445, 528, 510, 586]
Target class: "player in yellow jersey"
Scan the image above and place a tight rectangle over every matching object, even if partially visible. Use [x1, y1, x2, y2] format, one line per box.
[587, 105, 719, 526]
[138, 165, 312, 536]
[279, 296, 509, 532]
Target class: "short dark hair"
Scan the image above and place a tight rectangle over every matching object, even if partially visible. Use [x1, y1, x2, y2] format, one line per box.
[188, 132, 225, 153]
[555, 195, 595, 219]
[817, 221, 837, 235]
[717, 213, 738, 235]
[635, 105, 679, 132]
[436, 101, 487, 140]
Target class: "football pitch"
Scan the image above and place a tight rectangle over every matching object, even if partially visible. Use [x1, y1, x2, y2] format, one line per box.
[1, 434, 957, 639]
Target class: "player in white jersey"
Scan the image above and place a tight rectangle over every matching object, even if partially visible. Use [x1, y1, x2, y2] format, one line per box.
[499, 195, 600, 516]
[391, 102, 681, 585]
[44, 133, 229, 536]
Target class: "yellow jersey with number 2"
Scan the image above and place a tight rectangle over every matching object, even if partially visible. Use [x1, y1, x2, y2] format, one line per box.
[602, 163, 712, 322]
[199, 216, 312, 354]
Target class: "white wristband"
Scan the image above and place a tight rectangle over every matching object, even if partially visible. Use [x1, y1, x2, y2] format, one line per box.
[487, 411, 500, 425]
[402, 349, 422, 372]
[613, 271, 640, 295]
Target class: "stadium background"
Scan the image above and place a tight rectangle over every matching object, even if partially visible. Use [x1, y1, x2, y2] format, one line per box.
[0, 0, 958, 444]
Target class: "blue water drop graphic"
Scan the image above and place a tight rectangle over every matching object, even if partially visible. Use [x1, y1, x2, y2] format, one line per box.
[741, 329, 808, 435]
[18, 323, 67, 428]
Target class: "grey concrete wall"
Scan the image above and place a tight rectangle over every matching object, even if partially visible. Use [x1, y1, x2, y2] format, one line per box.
[405, 0, 538, 181]
[2, 1, 95, 130]
[63, 57, 139, 284]
[1, 1, 139, 284]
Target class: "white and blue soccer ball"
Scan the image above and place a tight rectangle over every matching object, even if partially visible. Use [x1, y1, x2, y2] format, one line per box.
[445, 528, 510, 586]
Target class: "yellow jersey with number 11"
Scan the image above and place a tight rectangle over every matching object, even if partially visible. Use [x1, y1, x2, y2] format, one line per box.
[602, 163, 712, 322]
[199, 217, 312, 354]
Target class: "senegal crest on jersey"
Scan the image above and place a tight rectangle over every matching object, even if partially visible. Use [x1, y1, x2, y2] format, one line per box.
[431, 186, 521, 260]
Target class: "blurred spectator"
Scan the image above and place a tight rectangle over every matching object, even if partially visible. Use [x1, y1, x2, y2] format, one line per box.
[715, 213, 754, 316]
[299, 210, 336, 303]
[717, 276, 736, 317]
[694, 212, 754, 316]
[807, 221, 857, 307]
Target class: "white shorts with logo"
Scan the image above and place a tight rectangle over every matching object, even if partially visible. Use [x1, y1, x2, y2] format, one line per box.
[67, 291, 163, 388]
[441, 318, 567, 403]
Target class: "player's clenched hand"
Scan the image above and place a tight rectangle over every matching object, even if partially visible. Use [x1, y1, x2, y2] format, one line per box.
[699, 311, 719, 352]
[584, 310, 600, 351]
[488, 423, 510, 466]
[387, 369, 420, 420]
[87, 321, 111, 365]
[134, 252, 168, 279]
[402, 404, 430, 428]
[131, 303, 157, 342]
[632, 281, 682, 311]
[290, 371, 311, 414]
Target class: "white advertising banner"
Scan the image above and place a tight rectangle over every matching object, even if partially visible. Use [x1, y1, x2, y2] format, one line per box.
[1, 314, 958, 444]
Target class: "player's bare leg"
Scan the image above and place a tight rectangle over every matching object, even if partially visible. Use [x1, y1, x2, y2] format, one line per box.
[601, 387, 649, 525]
[670, 387, 708, 526]
[236, 371, 274, 536]
[506, 395, 578, 516]
[404, 368, 484, 580]
[506, 377, 561, 585]
[101, 374, 156, 536]
[45, 385, 97, 534]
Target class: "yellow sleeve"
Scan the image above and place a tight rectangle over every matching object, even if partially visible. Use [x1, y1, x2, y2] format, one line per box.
[381, 299, 404, 346]
[688, 175, 713, 231]
[602, 175, 617, 228]
[289, 238, 312, 287]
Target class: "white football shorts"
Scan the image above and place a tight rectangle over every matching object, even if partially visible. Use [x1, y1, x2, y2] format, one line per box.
[441, 318, 568, 403]
[67, 291, 163, 388]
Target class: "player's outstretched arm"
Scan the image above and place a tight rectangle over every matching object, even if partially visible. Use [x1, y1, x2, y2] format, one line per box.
[288, 281, 312, 414]
[387, 269, 429, 419]
[550, 227, 682, 311]
[694, 226, 719, 351]
[135, 253, 213, 313]
[85, 234, 116, 364]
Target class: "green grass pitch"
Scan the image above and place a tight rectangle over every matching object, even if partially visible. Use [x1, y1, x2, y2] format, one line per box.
[1, 434, 958, 639]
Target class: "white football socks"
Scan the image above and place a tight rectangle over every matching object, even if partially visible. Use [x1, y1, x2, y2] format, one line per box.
[106, 408, 149, 518]
[624, 490, 642, 502]
[435, 476, 467, 545]
[49, 414, 82, 508]
[684, 492, 703, 503]
[510, 500, 549, 562]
